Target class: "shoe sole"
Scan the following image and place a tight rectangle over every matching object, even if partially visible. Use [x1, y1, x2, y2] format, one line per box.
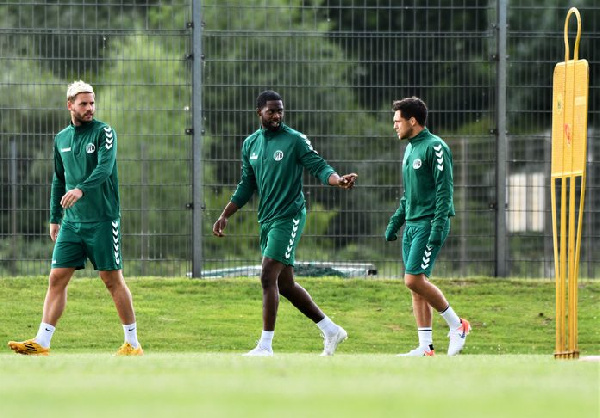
[242, 354, 273, 357]
[396, 350, 435, 357]
[242, 352, 273, 357]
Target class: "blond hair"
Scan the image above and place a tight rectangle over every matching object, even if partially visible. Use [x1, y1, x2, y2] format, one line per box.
[67, 80, 94, 102]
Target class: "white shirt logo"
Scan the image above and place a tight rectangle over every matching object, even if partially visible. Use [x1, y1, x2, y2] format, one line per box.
[412, 159, 422, 169]
[273, 150, 284, 161]
[86, 143, 95, 154]
[434, 144, 444, 171]
[302, 135, 318, 154]
[61, 147, 71, 153]
[250, 152, 259, 160]
[104, 127, 114, 150]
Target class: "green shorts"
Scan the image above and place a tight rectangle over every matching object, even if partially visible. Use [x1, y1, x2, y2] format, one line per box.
[51, 219, 123, 271]
[260, 208, 306, 266]
[402, 219, 450, 277]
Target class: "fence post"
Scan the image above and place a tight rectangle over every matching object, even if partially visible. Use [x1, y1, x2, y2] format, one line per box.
[192, 0, 204, 278]
[10, 139, 17, 276]
[495, 0, 508, 277]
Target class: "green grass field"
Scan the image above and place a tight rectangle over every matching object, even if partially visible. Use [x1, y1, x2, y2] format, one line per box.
[1, 353, 597, 418]
[1, 276, 598, 417]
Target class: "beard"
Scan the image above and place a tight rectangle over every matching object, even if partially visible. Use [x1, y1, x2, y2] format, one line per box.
[263, 119, 281, 131]
[73, 112, 94, 124]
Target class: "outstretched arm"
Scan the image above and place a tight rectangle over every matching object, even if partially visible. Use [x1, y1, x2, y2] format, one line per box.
[328, 172, 358, 189]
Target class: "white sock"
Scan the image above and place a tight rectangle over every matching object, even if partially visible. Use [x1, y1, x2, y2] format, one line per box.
[259, 331, 274, 350]
[35, 322, 55, 348]
[417, 327, 433, 348]
[317, 316, 338, 336]
[123, 323, 139, 348]
[440, 306, 461, 330]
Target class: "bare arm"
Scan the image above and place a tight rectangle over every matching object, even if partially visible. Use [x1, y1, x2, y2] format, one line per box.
[212, 201, 240, 237]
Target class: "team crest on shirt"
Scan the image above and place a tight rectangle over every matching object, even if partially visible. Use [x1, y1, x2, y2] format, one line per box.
[412, 159, 422, 169]
[86, 143, 96, 154]
[273, 150, 284, 161]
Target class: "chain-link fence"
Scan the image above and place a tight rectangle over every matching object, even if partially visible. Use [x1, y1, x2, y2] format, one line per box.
[0, 1, 193, 276]
[1, 0, 599, 278]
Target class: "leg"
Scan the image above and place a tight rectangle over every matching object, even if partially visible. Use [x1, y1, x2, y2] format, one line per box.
[277, 265, 346, 356]
[260, 257, 285, 331]
[404, 273, 448, 313]
[405, 273, 470, 355]
[99, 269, 136, 325]
[410, 289, 433, 328]
[401, 223, 470, 356]
[100, 270, 143, 356]
[396, 274, 441, 356]
[42, 267, 76, 325]
[7, 267, 75, 355]
[278, 264, 325, 323]
[241, 257, 283, 356]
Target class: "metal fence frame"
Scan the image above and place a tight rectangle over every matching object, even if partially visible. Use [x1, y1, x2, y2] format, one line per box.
[1, 0, 598, 278]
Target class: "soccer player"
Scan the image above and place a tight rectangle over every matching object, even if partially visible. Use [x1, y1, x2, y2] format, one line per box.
[385, 97, 470, 356]
[8, 81, 142, 356]
[212, 90, 357, 356]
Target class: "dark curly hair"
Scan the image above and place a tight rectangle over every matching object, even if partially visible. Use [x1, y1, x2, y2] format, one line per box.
[392, 97, 428, 126]
[256, 90, 283, 109]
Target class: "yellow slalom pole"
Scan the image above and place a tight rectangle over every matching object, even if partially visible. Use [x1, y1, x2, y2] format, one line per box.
[551, 7, 588, 359]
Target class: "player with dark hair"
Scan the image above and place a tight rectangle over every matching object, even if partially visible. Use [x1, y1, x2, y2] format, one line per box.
[385, 97, 470, 356]
[213, 90, 358, 356]
[8, 80, 142, 356]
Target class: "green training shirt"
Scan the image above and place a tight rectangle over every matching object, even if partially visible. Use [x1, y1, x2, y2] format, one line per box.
[231, 123, 336, 223]
[50, 119, 120, 223]
[388, 128, 455, 237]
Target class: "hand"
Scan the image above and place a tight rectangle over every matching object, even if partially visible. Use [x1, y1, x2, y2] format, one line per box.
[60, 188, 83, 209]
[212, 216, 228, 237]
[49, 223, 60, 242]
[427, 229, 443, 246]
[385, 225, 398, 241]
[337, 173, 358, 189]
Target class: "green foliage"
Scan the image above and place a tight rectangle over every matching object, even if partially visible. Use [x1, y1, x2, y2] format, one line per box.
[99, 34, 192, 262]
[505, 2, 600, 133]
[0, 237, 54, 276]
[200, 0, 403, 262]
[0, 51, 64, 236]
[4, 1, 600, 276]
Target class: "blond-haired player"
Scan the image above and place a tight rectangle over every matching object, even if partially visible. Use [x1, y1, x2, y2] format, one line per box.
[8, 81, 142, 356]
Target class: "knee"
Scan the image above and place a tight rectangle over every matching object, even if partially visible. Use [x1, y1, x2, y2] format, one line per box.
[103, 279, 116, 292]
[260, 269, 277, 290]
[48, 270, 71, 290]
[278, 281, 293, 297]
[260, 259, 281, 290]
[259, 276, 270, 290]
[404, 274, 421, 292]
[101, 271, 126, 292]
